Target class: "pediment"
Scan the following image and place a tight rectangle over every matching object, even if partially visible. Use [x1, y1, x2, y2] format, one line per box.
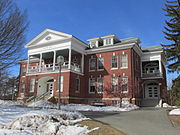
[25, 29, 72, 48]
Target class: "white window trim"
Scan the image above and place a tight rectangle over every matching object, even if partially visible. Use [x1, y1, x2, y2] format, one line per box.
[120, 54, 128, 69]
[111, 76, 118, 93]
[89, 78, 95, 94]
[56, 75, 64, 92]
[29, 78, 35, 92]
[97, 57, 104, 71]
[89, 58, 96, 72]
[75, 78, 80, 93]
[97, 77, 104, 94]
[111, 55, 118, 70]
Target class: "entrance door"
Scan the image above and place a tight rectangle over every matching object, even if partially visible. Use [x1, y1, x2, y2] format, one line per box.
[47, 82, 54, 96]
[145, 83, 159, 99]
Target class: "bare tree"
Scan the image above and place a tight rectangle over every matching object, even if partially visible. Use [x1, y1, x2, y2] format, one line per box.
[0, 0, 28, 72]
[105, 75, 132, 107]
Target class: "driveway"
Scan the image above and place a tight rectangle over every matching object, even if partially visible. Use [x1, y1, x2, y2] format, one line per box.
[82, 108, 180, 135]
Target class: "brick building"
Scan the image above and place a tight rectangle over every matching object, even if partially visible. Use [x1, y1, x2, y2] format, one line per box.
[17, 29, 167, 106]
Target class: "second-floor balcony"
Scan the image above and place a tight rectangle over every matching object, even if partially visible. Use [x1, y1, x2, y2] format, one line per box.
[142, 70, 163, 78]
[28, 61, 81, 74]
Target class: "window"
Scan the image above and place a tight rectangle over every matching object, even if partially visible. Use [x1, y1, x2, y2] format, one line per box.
[22, 67, 26, 76]
[121, 76, 128, 92]
[30, 78, 35, 92]
[89, 78, 96, 93]
[120, 54, 128, 68]
[104, 38, 112, 45]
[89, 58, 96, 71]
[111, 56, 118, 69]
[97, 77, 104, 93]
[97, 57, 104, 70]
[111, 77, 118, 92]
[75, 78, 80, 92]
[58, 75, 64, 92]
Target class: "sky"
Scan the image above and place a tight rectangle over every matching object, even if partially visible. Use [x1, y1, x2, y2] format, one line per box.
[10, 0, 178, 83]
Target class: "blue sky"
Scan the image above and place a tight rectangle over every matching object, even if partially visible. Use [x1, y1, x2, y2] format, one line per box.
[11, 0, 178, 83]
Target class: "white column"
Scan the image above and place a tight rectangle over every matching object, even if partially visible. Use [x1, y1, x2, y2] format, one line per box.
[39, 53, 42, 72]
[27, 55, 30, 73]
[53, 51, 56, 71]
[159, 59, 162, 75]
[81, 54, 84, 73]
[68, 48, 71, 69]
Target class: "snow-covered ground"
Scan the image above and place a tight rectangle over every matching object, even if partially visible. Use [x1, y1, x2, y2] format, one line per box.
[0, 100, 96, 135]
[28, 100, 139, 112]
[169, 108, 180, 115]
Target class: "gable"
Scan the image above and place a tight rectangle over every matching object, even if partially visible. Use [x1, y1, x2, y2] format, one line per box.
[25, 29, 72, 48]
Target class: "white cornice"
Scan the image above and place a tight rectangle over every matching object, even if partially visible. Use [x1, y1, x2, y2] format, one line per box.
[26, 38, 71, 49]
[25, 29, 72, 48]
[85, 43, 135, 54]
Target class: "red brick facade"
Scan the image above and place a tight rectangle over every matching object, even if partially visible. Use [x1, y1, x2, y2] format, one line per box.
[17, 29, 167, 106]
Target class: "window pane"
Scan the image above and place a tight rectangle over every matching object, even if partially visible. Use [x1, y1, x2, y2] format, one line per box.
[98, 57, 104, 70]
[30, 78, 35, 92]
[89, 58, 96, 71]
[120, 54, 128, 68]
[97, 77, 104, 93]
[111, 77, 118, 92]
[75, 78, 80, 92]
[122, 76, 128, 92]
[89, 78, 95, 93]
[111, 56, 117, 68]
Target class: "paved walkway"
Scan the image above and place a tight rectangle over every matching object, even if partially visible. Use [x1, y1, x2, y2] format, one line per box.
[82, 108, 180, 135]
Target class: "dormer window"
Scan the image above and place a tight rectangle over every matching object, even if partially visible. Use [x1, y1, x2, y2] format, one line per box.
[90, 41, 96, 48]
[87, 37, 102, 48]
[101, 35, 119, 46]
[104, 38, 113, 45]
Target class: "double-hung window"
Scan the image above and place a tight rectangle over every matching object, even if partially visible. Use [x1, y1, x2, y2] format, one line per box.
[89, 78, 96, 93]
[97, 57, 104, 70]
[111, 56, 118, 69]
[121, 76, 128, 93]
[89, 58, 96, 71]
[75, 78, 80, 93]
[120, 54, 128, 68]
[111, 77, 118, 92]
[97, 77, 104, 93]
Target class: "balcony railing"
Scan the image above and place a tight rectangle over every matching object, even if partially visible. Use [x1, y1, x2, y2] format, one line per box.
[142, 70, 162, 78]
[28, 62, 81, 74]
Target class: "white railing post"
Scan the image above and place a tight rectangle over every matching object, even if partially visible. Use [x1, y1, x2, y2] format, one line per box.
[68, 48, 71, 70]
[39, 53, 42, 72]
[53, 50, 56, 71]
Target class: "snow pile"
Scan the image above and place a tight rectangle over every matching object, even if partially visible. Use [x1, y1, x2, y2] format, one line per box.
[0, 105, 94, 135]
[0, 113, 91, 135]
[28, 100, 56, 108]
[28, 100, 139, 111]
[156, 103, 177, 108]
[0, 100, 23, 106]
[169, 108, 180, 115]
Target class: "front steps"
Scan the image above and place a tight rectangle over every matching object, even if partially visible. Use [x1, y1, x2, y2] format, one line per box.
[25, 91, 53, 106]
[140, 99, 160, 107]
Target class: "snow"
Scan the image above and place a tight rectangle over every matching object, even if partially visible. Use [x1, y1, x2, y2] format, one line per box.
[0, 100, 23, 106]
[156, 103, 177, 108]
[169, 108, 180, 115]
[28, 100, 139, 112]
[0, 101, 96, 135]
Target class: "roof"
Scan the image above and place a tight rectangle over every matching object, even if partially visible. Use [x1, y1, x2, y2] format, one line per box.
[141, 45, 163, 52]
